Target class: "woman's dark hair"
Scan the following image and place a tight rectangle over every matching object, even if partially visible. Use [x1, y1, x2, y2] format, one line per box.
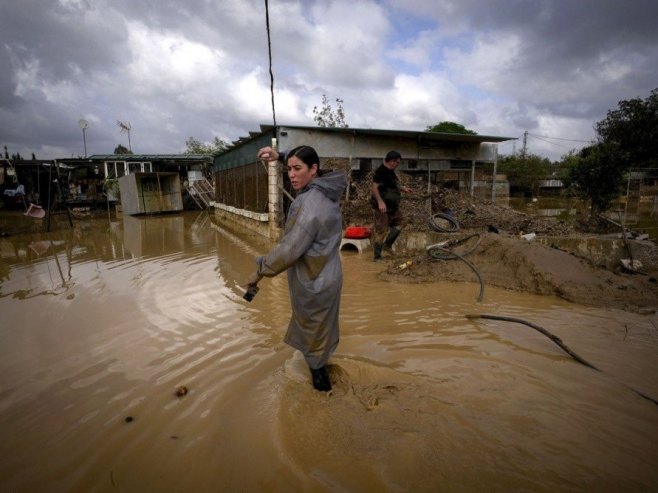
[286, 145, 320, 169]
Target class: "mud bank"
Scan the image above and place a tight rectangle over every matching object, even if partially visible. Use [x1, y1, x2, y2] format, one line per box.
[379, 232, 658, 314]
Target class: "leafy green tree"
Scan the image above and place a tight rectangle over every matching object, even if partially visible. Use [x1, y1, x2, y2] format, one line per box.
[563, 143, 626, 215]
[313, 94, 348, 128]
[425, 121, 477, 134]
[185, 136, 228, 155]
[595, 88, 658, 169]
[114, 144, 132, 155]
[497, 153, 552, 195]
[558, 88, 658, 216]
[555, 149, 580, 185]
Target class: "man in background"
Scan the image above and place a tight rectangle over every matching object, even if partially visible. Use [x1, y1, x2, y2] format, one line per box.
[370, 150, 408, 260]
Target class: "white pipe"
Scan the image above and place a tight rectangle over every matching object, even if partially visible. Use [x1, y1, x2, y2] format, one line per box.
[268, 137, 282, 240]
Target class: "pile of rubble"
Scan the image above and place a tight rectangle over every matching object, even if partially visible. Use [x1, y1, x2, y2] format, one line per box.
[342, 171, 579, 237]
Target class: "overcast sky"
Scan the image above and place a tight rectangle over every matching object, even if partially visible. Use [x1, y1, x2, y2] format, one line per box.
[1, 0, 657, 162]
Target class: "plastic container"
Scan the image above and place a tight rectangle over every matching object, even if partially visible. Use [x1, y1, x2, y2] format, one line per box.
[398, 260, 413, 270]
[344, 226, 371, 239]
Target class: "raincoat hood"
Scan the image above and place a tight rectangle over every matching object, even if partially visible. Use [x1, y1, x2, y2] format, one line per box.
[306, 170, 347, 202]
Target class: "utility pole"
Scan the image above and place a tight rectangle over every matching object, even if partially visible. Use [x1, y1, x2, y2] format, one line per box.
[522, 130, 528, 157]
[78, 119, 89, 157]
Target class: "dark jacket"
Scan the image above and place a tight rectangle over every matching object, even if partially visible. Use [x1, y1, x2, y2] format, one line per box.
[371, 163, 401, 212]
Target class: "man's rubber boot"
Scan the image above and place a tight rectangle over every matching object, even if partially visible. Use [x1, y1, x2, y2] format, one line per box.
[383, 227, 401, 251]
[310, 366, 332, 392]
[373, 242, 383, 261]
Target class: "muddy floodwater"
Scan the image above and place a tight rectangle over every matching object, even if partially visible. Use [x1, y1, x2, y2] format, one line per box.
[1, 211, 657, 492]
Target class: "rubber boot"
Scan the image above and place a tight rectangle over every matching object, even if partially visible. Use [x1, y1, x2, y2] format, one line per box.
[373, 242, 383, 261]
[310, 366, 332, 392]
[383, 227, 401, 251]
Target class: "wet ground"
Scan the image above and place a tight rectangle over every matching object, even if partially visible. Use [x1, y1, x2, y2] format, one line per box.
[1, 211, 657, 492]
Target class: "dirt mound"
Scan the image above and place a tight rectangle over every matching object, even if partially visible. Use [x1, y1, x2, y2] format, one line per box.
[378, 233, 658, 314]
[343, 171, 658, 313]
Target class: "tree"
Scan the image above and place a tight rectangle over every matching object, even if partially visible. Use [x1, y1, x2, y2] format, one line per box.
[425, 121, 477, 134]
[114, 144, 132, 154]
[595, 88, 658, 169]
[313, 94, 348, 128]
[558, 87, 658, 217]
[184, 136, 228, 155]
[563, 143, 626, 215]
[498, 153, 552, 195]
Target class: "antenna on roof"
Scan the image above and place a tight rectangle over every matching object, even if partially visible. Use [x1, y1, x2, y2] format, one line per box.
[117, 120, 132, 152]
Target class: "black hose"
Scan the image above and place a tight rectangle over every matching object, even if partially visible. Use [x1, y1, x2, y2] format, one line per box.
[430, 246, 484, 302]
[466, 313, 658, 407]
[466, 314, 599, 369]
[427, 233, 481, 260]
[429, 212, 459, 232]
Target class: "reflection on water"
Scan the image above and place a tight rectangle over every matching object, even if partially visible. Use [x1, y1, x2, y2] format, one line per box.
[122, 215, 186, 257]
[1, 211, 657, 491]
[506, 196, 586, 222]
[506, 196, 658, 239]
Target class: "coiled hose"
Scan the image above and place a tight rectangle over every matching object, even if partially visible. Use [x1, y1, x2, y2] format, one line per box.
[429, 212, 459, 232]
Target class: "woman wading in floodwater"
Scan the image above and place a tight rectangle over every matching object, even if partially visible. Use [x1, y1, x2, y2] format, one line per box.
[246, 145, 347, 392]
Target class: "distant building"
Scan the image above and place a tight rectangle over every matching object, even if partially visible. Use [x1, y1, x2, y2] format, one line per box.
[0, 154, 213, 210]
[212, 124, 514, 238]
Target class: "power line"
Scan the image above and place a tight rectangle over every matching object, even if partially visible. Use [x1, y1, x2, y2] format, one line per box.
[526, 132, 592, 143]
[527, 134, 572, 149]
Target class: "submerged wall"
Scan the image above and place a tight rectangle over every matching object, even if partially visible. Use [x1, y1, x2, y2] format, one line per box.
[210, 201, 270, 238]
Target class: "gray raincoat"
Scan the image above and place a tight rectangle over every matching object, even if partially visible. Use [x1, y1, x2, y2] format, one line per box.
[255, 170, 348, 369]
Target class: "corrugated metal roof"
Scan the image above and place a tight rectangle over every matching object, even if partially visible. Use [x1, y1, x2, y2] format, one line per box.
[219, 124, 514, 155]
[262, 124, 515, 143]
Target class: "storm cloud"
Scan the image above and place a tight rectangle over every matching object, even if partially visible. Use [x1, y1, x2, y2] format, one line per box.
[1, 0, 657, 161]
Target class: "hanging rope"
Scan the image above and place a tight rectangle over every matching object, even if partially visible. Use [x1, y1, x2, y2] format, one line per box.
[264, 0, 277, 127]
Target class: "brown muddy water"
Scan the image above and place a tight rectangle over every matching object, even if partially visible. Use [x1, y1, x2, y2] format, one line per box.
[1, 211, 657, 492]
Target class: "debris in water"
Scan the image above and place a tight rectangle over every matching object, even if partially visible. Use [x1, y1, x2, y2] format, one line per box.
[175, 385, 188, 397]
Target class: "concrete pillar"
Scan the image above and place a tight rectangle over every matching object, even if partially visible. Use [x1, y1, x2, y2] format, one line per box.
[491, 145, 498, 202]
[470, 159, 475, 197]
